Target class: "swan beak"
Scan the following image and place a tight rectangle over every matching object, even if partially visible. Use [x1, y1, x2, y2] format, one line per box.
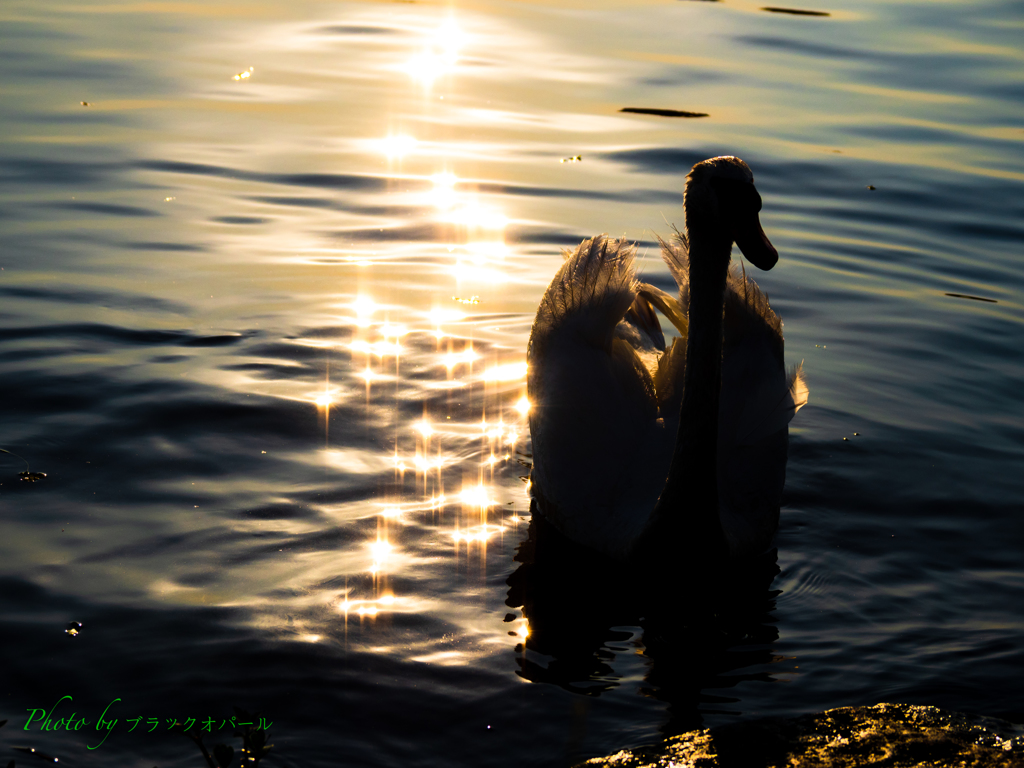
[735, 215, 778, 270]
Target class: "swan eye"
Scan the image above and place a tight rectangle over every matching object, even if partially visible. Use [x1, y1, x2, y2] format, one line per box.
[709, 176, 762, 213]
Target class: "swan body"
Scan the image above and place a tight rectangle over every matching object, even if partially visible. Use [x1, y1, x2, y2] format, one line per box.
[527, 156, 807, 562]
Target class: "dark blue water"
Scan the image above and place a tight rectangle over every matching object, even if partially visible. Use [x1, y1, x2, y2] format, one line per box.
[1, 0, 1022, 765]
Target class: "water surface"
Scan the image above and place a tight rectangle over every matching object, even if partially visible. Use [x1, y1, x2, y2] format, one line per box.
[1, 0, 1023, 765]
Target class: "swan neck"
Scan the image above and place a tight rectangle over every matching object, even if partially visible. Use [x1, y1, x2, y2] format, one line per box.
[637, 226, 731, 562]
[678, 230, 730, 500]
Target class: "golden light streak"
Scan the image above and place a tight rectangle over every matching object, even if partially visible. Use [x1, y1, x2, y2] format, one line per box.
[405, 19, 464, 86]
[482, 362, 527, 382]
[429, 172, 458, 210]
[371, 340, 403, 357]
[370, 539, 392, 561]
[375, 134, 418, 159]
[352, 295, 378, 328]
[429, 308, 466, 325]
[369, 537, 394, 576]
[450, 261, 508, 284]
[452, 523, 503, 543]
[463, 240, 509, 260]
[429, 307, 465, 339]
[414, 420, 434, 437]
[338, 595, 399, 617]
[443, 346, 480, 369]
[445, 203, 509, 231]
[460, 484, 496, 508]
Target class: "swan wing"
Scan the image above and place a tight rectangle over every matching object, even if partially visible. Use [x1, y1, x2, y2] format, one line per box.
[637, 282, 688, 338]
[734, 362, 807, 444]
[530, 236, 637, 353]
[655, 229, 689, 298]
[528, 236, 670, 557]
[724, 260, 784, 366]
[658, 228, 783, 360]
[720, 264, 806, 444]
[716, 269, 807, 557]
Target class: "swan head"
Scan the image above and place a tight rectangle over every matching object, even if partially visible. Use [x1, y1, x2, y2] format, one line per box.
[684, 156, 778, 270]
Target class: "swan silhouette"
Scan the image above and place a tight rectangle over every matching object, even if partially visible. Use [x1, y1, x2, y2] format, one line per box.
[527, 156, 807, 563]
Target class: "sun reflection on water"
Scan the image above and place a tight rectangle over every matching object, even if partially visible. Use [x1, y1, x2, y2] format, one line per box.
[253, 7, 537, 651]
[482, 362, 527, 382]
[373, 134, 418, 159]
[404, 18, 464, 87]
[428, 172, 458, 210]
[351, 295, 379, 328]
[460, 483, 496, 509]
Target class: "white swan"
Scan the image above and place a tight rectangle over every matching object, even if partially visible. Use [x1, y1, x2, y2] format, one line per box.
[527, 156, 807, 562]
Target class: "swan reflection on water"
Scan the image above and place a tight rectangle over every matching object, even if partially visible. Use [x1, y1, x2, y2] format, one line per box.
[510, 157, 806, 730]
[506, 510, 783, 735]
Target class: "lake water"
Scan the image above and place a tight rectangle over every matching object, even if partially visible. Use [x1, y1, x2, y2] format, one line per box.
[1, 0, 1022, 765]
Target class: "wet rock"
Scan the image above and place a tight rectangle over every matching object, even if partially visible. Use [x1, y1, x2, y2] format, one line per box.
[576, 703, 1023, 767]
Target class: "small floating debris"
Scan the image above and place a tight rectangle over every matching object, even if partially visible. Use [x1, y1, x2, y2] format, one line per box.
[761, 6, 830, 15]
[14, 746, 59, 763]
[452, 295, 480, 305]
[945, 293, 997, 303]
[560, 155, 582, 163]
[866, 185, 876, 190]
[66, 621, 83, 637]
[621, 107, 709, 118]
[80, 101, 91, 106]
[233, 66, 254, 81]
[2, 448, 45, 481]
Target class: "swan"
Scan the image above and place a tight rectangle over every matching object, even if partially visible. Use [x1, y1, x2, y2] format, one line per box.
[526, 156, 807, 564]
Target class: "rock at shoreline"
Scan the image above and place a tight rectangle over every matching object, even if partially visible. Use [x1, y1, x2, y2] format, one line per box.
[577, 703, 1023, 767]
